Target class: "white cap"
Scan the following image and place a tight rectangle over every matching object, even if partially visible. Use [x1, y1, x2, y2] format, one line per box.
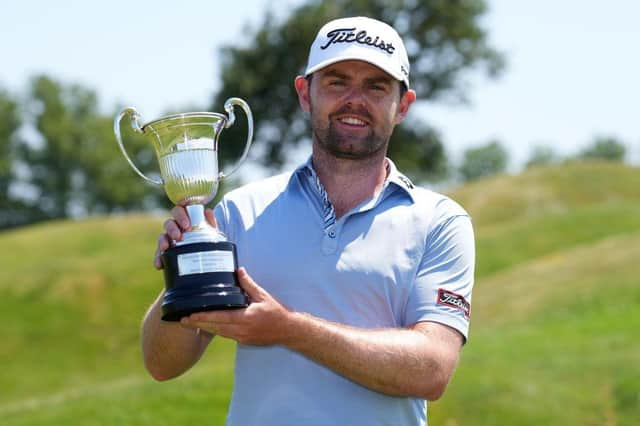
[304, 17, 410, 88]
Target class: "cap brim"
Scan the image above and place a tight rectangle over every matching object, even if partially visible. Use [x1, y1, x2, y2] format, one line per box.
[305, 51, 409, 88]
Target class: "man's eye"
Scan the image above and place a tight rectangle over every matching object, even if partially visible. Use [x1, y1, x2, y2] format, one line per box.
[329, 80, 345, 86]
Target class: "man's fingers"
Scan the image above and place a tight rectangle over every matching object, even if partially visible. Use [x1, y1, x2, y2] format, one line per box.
[170, 206, 191, 231]
[163, 218, 183, 242]
[157, 233, 171, 251]
[153, 233, 171, 269]
[237, 267, 265, 301]
[186, 310, 237, 325]
[186, 321, 235, 339]
[153, 252, 163, 270]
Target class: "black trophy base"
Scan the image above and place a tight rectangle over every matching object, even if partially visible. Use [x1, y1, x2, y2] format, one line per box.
[160, 241, 248, 321]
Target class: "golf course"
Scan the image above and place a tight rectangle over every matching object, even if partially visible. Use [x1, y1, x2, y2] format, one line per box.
[1, 161, 638, 425]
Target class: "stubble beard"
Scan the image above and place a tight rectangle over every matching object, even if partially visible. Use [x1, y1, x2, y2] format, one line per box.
[310, 104, 390, 161]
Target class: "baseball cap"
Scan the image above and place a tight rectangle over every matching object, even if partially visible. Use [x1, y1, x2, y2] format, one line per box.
[304, 16, 410, 88]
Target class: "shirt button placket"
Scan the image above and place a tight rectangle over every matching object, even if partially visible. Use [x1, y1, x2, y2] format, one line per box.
[322, 226, 338, 254]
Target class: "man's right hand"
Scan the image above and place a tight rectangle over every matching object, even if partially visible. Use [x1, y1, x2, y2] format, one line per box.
[153, 206, 218, 270]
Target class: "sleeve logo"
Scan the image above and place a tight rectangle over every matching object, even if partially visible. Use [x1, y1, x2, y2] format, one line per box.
[437, 289, 471, 319]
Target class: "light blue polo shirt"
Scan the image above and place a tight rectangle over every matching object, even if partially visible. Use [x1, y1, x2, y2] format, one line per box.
[214, 158, 475, 426]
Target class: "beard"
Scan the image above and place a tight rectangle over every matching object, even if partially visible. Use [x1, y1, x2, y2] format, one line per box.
[310, 102, 391, 160]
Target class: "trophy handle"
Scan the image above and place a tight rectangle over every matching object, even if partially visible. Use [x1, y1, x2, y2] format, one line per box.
[114, 107, 163, 186]
[219, 97, 254, 180]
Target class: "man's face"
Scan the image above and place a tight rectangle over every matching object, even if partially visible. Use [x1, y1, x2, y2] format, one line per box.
[296, 60, 414, 161]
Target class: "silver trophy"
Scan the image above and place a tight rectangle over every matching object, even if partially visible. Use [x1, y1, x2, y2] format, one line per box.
[114, 98, 253, 321]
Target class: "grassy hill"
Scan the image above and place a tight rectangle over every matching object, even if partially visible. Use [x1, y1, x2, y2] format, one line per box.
[1, 162, 639, 425]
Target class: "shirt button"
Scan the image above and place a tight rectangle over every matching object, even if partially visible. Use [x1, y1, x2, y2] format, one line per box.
[328, 230, 336, 238]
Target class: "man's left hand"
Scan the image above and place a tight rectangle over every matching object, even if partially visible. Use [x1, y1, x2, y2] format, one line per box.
[180, 267, 291, 346]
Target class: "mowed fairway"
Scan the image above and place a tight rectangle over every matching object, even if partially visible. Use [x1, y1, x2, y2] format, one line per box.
[1, 162, 639, 425]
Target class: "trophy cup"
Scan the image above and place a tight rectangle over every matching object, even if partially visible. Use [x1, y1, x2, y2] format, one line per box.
[114, 98, 253, 321]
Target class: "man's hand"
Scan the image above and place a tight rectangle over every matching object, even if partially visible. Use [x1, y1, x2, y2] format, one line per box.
[153, 206, 218, 269]
[179, 268, 292, 346]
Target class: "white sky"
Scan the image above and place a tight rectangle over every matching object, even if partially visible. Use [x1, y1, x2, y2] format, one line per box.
[1, 0, 638, 173]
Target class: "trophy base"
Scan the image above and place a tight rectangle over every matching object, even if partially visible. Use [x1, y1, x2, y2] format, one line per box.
[160, 241, 249, 322]
[161, 292, 248, 322]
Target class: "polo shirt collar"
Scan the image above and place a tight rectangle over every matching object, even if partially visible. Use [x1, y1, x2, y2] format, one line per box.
[294, 156, 417, 203]
[384, 158, 417, 202]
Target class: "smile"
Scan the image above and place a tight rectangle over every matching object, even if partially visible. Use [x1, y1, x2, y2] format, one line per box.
[337, 116, 368, 127]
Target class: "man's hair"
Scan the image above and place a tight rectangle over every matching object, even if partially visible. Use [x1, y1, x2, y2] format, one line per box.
[305, 74, 407, 100]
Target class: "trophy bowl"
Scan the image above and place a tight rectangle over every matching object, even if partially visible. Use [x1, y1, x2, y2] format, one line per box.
[114, 98, 253, 321]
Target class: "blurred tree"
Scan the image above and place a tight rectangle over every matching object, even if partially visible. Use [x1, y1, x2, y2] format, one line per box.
[81, 107, 167, 214]
[211, 0, 504, 182]
[0, 88, 20, 206]
[18, 75, 164, 220]
[525, 145, 559, 169]
[0, 87, 38, 229]
[459, 140, 508, 181]
[578, 136, 626, 162]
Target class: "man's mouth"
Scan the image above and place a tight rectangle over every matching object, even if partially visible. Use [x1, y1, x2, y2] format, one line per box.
[337, 116, 368, 127]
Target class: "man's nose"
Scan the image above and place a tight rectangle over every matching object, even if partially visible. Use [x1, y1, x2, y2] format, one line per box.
[342, 85, 367, 105]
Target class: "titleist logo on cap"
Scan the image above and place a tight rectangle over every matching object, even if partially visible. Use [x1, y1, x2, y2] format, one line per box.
[320, 27, 396, 54]
[305, 17, 410, 88]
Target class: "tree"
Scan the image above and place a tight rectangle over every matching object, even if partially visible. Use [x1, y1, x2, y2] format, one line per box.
[0, 87, 37, 229]
[578, 136, 626, 162]
[211, 0, 504, 182]
[18, 75, 164, 220]
[0, 88, 20, 205]
[525, 144, 559, 169]
[459, 140, 508, 181]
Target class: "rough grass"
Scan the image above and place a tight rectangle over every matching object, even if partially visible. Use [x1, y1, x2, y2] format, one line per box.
[1, 162, 639, 425]
[428, 232, 640, 425]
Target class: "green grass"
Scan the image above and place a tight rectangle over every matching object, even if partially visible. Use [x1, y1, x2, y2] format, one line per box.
[429, 232, 640, 425]
[0, 215, 239, 425]
[1, 162, 639, 425]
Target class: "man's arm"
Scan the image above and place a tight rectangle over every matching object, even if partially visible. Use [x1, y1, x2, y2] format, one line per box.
[283, 313, 462, 400]
[182, 268, 463, 400]
[141, 290, 213, 381]
[143, 207, 219, 381]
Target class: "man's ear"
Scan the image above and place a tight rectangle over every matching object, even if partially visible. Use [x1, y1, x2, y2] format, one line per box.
[294, 75, 311, 113]
[394, 89, 416, 125]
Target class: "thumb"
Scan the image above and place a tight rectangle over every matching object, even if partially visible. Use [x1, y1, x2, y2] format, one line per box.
[237, 267, 266, 301]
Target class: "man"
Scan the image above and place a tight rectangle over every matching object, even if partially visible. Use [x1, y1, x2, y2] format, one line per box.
[143, 16, 475, 426]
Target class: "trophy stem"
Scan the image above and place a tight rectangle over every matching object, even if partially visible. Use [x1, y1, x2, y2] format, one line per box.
[186, 205, 207, 232]
[177, 205, 225, 245]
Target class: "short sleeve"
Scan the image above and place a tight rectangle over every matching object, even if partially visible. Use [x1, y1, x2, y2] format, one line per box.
[403, 199, 475, 342]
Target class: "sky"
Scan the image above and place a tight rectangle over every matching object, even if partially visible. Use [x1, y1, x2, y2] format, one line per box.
[1, 0, 638, 175]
